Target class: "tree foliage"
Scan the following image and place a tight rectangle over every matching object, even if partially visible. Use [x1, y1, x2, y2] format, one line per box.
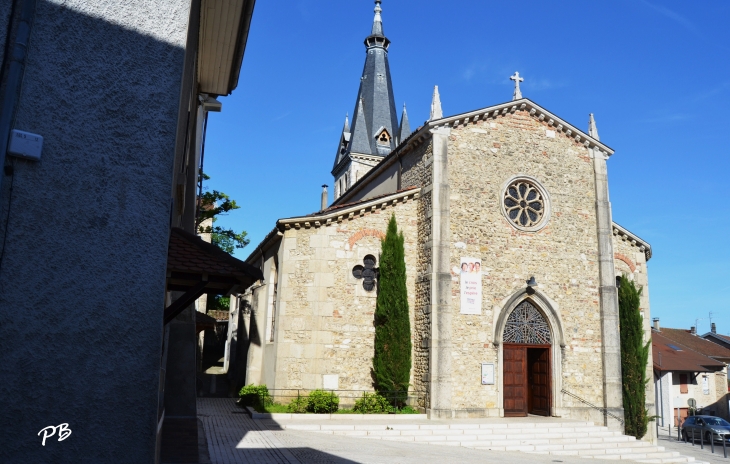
[618, 275, 651, 439]
[372, 214, 412, 407]
[196, 173, 250, 254]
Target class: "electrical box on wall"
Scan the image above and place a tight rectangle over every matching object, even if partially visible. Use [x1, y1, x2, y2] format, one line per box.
[8, 129, 43, 161]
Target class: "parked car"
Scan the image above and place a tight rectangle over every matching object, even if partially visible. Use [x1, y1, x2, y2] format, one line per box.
[681, 415, 730, 443]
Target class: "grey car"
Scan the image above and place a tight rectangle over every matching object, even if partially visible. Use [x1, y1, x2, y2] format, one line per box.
[681, 415, 730, 443]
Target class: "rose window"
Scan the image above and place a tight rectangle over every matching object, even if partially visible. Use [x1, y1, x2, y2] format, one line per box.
[504, 180, 545, 228]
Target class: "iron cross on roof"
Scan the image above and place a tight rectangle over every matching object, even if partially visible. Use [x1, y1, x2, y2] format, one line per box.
[352, 254, 378, 291]
[510, 72, 524, 100]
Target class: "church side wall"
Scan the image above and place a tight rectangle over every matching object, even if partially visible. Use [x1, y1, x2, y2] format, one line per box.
[446, 111, 605, 418]
[401, 141, 434, 408]
[271, 200, 418, 405]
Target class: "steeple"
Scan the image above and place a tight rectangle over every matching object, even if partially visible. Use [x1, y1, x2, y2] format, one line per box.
[398, 103, 411, 144]
[588, 113, 600, 140]
[333, 0, 399, 166]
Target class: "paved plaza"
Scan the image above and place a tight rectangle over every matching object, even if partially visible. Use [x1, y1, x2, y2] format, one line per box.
[655, 426, 730, 464]
[198, 398, 631, 464]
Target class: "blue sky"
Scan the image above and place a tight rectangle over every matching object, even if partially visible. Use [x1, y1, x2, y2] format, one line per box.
[203, 0, 730, 333]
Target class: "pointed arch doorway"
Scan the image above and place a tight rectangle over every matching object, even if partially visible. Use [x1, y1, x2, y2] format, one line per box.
[502, 300, 552, 417]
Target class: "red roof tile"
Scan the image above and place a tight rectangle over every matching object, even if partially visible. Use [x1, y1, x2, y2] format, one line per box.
[658, 328, 730, 360]
[652, 332, 725, 373]
[167, 227, 262, 281]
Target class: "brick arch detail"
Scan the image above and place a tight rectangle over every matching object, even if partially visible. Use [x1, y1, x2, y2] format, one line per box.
[614, 253, 636, 273]
[348, 229, 385, 249]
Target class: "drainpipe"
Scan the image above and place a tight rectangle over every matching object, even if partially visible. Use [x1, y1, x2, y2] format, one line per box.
[0, 0, 37, 193]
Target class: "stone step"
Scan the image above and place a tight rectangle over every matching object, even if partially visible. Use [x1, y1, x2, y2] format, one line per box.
[287, 421, 704, 463]
[636, 458, 699, 464]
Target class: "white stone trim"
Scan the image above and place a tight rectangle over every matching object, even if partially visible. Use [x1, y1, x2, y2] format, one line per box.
[499, 174, 552, 232]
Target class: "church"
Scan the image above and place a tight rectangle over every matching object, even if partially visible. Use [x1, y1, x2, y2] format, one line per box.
[242, 1, 655, 426]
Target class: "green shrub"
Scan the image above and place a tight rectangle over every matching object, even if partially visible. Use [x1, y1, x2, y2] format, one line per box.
[396, 406, 420, 414]
[287, 395, 308, 414]
[618, 276, 651, 439]
[353, 392, 394, 414]
[373, 215, 412, 407]
[238, 384, 272, 409]
[306, 389, 339, 413]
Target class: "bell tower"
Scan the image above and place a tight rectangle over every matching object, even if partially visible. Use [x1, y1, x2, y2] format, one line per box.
[331, 1, 410, 200]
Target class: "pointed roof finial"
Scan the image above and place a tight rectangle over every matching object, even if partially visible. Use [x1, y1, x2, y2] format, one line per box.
[510, 72, 524, 100]
[372, 0, 384, 36]
[343, 113, 350, 133]
[588, 113, 599, 140]
[399, 103, 411, 143]
[430, 86, 443, 120]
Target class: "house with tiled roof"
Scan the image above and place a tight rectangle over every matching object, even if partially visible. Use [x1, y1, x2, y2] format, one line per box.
[703, 323, 730, 351]
[652, 320, 730, 426]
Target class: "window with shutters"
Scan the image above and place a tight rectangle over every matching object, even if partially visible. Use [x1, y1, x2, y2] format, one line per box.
[679, 374, 688, 394]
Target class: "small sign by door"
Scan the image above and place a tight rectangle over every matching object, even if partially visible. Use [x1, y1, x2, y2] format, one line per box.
[481, 363, 495, 385]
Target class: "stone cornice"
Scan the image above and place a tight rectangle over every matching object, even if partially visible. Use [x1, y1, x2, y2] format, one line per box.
[278, 188, 420, 231]
[429, 98, 614, 157]
[334, 98, 614, 206]
[613, 222, 652, 261]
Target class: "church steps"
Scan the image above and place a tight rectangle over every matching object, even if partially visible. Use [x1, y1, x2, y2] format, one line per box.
[282, 421, 704, 463]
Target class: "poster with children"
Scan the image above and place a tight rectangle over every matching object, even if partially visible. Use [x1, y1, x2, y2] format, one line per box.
[460, 257, 482, 315]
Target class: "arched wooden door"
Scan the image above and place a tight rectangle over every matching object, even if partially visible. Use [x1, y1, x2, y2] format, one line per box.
[503, 301, 552, 417]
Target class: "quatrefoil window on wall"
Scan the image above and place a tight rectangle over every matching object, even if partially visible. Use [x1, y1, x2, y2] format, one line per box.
[352, 254, 378, 292]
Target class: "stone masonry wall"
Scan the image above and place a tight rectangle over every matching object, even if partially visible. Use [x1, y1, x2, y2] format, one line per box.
[401, 141, 433, 407]
[613, 234, 656, 440]
[446, 110, 605, 415]
[271, 198, 419, 403]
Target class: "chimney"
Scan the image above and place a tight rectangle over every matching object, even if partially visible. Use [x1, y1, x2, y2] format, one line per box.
[320, 185, 328, 212]
[712, 323, 717, 334]
[691, 326, 696, 335]
[652, 318, 660, 332]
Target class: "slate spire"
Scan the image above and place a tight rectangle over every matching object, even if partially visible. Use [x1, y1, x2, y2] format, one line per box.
[336, 0, 399, 161]
[398, 103, 411, 144]
[349, 97, 371, 154]
[588, 113, 600, 140]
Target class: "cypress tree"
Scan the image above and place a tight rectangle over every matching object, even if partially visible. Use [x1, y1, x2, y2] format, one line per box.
[372, 214, 411, 407]
[618, 275, 651, 438]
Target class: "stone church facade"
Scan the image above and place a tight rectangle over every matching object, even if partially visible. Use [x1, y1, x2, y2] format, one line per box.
[243, 1, 655, 429]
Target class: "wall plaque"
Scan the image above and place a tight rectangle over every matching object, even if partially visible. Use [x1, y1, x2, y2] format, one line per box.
[481, 363, 495, 385]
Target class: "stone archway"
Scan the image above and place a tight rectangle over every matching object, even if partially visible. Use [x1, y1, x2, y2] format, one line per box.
[502, 301, 551, 416]
[494, 289, 565, 417]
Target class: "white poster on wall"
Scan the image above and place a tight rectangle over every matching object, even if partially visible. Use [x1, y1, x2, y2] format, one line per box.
[460, 257, 482, 315]
[702, 376, 710, 395]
